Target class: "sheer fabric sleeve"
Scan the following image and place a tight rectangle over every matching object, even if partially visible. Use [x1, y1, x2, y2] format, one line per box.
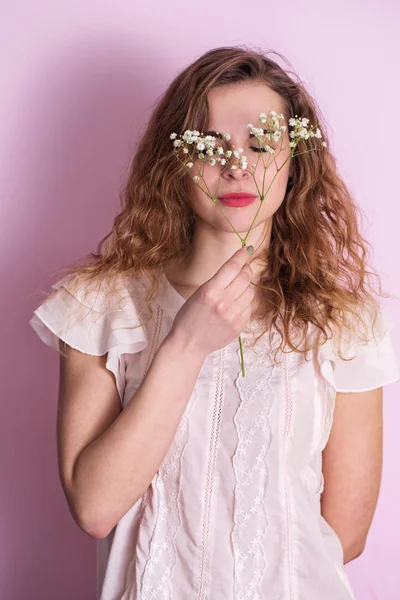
[317, 304, 400, 393]
[29, 275, 149, 402]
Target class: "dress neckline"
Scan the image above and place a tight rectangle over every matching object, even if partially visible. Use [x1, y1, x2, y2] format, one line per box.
[158, 266, 188, 316]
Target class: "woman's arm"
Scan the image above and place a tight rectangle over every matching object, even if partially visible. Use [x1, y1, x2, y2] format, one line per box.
[320, 387, 383, 564]
[58, 331, 206, 540]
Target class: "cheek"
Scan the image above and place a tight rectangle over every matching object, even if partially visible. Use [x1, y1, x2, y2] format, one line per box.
[254, 151, 291, 186]
[246, 193, 285, 227]
[187, 182, 216, 215]
[201, 162, 222, 182]
[254, 148, 290, 172]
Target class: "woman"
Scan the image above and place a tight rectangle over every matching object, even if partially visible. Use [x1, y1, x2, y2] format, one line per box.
[29, 46, 400, 599]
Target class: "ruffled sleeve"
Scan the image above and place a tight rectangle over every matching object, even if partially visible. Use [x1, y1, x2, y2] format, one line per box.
[317, 304, 400, 393]
[29, 274, 149, 402]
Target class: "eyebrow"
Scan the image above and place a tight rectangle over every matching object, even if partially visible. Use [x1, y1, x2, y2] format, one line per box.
[203, 128, 272, 139]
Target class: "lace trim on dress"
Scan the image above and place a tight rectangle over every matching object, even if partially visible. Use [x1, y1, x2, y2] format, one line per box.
[139, 381, 201, 599]
[196, 346, 226, 599]
[283, 351, 296, 600]
[231, 330, 279, 599]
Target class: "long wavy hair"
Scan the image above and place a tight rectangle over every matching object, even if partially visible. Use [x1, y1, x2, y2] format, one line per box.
[34, 45, 395, 362]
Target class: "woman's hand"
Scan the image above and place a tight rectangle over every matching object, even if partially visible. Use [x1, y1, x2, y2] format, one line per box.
[168, 246, 255, 358]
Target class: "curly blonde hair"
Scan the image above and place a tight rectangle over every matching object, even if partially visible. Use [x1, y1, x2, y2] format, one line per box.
[33, 45, 396, 362]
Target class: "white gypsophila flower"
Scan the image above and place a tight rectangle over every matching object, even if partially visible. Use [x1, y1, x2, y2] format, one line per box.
[196, 141, 205, 151]
[193, 175, 200, 182]
[266, 145, 275, 154]
[233, 150, 240, 158]
[288, 118, 296, 127]
[207, 148, 214, 156]
[223, 133, 231, 140]
[231, 165, 237, 170]
[220, 159, 226, 165]
[182, 133, 193, 143]
[198, 152, 205, 159]
[173, 139, 182, 147]
[315, 128, 322, 138]
[186, 162, 193, 168]
[290, 131, 296, 138]
[289, 141, 296, 147]
[260, 117, 267, 124]
[209, 158, 216, 166]
[238, 147, 243, 153]
[226, 150, 232, 158]
[301, 118, 309, 126]
[184, 129, 201, 144]
[183, 148, 189, 154]
[170, 132, 177, 139]
[269, 110, 277, 116]
[259, 112, 267, 120]
[217, 146, 224, 155]
[322, 141, 327, 147]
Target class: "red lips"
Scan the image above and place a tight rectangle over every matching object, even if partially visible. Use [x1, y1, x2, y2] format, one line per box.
[217, 192, 257, 199]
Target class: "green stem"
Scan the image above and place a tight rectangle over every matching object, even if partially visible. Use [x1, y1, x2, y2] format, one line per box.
[238, 332, 245, 377]
[238, 237, 247, 376]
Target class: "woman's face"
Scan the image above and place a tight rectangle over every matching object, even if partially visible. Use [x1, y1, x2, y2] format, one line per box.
[187, 81, 292, 237]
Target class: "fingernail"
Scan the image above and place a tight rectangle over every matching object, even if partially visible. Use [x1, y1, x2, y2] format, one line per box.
[246, 245, 254, 255]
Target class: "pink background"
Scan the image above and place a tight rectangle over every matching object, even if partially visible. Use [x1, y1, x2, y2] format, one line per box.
[2, 1, 399, 598]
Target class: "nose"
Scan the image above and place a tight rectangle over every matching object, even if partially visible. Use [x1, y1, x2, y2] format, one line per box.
[222, 162, 250, 180]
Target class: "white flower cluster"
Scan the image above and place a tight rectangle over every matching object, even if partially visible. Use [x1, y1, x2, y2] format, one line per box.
[170, 110, 326, 184]
[247, 111, 286, 154]
[287, 116, 327, 148]
[170, 128, 248, 174]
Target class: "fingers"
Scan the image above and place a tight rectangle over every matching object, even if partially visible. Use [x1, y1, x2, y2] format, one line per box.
[212, 245, 254, 291]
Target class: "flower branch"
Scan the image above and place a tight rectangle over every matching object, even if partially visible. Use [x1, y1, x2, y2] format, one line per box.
[170, 111, 326, 375]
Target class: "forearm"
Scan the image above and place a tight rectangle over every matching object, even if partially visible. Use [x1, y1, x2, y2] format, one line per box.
[71, 332, 205, 539]
[321, 506, 366, 565]
[343, 539, 365, 564]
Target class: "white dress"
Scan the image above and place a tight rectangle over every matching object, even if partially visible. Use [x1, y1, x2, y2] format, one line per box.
[29, 268, 400, 600]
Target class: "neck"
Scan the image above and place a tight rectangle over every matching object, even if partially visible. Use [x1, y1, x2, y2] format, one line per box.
[167, 219, 272, 291]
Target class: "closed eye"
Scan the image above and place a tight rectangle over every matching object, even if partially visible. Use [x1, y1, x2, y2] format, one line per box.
[250, 146, 276, 153]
